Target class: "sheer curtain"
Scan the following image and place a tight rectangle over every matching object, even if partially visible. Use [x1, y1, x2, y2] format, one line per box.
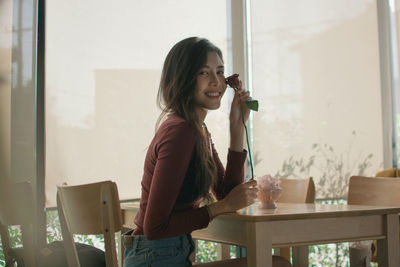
[45, 0, 232, 207]
[0, 0, 13, 184]
[249, 0, 383, 198]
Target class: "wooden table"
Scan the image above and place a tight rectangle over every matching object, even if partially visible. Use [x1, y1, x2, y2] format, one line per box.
[121, 202, 400, 267]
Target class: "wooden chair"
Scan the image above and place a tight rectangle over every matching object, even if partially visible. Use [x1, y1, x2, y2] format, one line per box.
[376, 167, 400, 178]
[278, 177, 315, 204]
[347, 175, 400, 263]
[275, 177, 315, 264]
[0, 181, 36, 267]
[347, 176, 400, 206]
[57, 180, 123, 267]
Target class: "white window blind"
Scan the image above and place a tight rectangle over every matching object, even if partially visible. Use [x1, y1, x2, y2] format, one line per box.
[45, 0, 232, 207]
[249, 0, 383, 198]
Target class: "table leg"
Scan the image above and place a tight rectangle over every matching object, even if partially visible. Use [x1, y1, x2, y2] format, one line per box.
[377, 213, 400, 267]
[217, 244, 231, 260]
[20, 224, 36, 267]
[292, 246, 308, 267]
[118, 231, 123, 267]
[247, 222, 272, 267]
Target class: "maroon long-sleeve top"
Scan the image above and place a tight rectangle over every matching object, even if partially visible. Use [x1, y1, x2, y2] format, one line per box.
[133, 114, 247, 240]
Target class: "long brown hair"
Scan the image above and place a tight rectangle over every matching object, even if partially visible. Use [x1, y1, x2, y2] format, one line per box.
[157, 37, 223, 199]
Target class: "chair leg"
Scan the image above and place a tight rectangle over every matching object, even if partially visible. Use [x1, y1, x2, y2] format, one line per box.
[279, 247, 291, 262]
[117, 231, 123, 267]
[21, 224, 36, 267]
[101, 183, 119, 267]
[217, 244, 230, 260]
[104, 230, 119, 267]
[292, 246, 308, 267]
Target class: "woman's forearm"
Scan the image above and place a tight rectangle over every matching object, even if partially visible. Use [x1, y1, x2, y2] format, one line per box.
[206, 200, 230, 220]
[229, 123, 244, 152]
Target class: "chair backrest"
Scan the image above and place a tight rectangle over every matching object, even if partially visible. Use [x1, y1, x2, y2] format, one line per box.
[57, 180, 122, 267]
[376, 168, 400, 178]
[347, 176, 400, 206]
[277, 177, 315, 203]
[0, 181, 36, 267]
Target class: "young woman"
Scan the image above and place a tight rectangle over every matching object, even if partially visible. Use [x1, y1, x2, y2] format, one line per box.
[123, 37, 290, 267]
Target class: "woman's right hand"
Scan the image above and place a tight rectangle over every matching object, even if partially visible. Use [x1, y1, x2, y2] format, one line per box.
[207, 180, 258, 219]
[223, 180, 258, 212]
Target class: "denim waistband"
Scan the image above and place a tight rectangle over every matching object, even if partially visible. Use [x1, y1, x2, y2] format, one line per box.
[122, 229, 192, 250]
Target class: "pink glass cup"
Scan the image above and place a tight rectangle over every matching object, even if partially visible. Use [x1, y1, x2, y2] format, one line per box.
[257, 188, 282, 209]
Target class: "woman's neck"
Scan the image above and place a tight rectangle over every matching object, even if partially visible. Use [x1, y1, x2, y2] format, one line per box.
[195, 107, 207, 123]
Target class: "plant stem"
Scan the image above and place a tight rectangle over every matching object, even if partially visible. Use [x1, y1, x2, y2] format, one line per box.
[236, 88, 254, 180]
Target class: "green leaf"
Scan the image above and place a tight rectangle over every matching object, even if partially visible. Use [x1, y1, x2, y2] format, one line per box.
[246, 99, 259, 111]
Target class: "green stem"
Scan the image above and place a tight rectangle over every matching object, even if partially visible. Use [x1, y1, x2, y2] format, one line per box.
[235, 87, 254, 180]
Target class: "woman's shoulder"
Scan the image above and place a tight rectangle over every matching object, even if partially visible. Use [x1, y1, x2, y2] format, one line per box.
[157, 114, 196, 138]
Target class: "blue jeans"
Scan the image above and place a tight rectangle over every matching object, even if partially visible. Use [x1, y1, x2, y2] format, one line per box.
[123, 231, 195, 267]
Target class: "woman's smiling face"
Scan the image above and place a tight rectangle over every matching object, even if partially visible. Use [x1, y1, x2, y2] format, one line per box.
[194, 51, 227, 119]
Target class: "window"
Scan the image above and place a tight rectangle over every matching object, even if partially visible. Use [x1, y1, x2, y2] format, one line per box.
[45, 0, 232, 206]
[249, 0, 383, 198]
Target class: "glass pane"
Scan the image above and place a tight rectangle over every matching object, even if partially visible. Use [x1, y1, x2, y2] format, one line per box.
[0, 0, 13, 183]
[45, 0, 231, 206]
[0, 0, 37, 185]
[250, 0, 383, 198]
[395, 0, 400, 168]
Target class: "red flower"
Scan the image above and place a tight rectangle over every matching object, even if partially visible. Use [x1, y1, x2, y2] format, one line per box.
[226, 74, 240, 88]
[225, 73, 259, 112]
